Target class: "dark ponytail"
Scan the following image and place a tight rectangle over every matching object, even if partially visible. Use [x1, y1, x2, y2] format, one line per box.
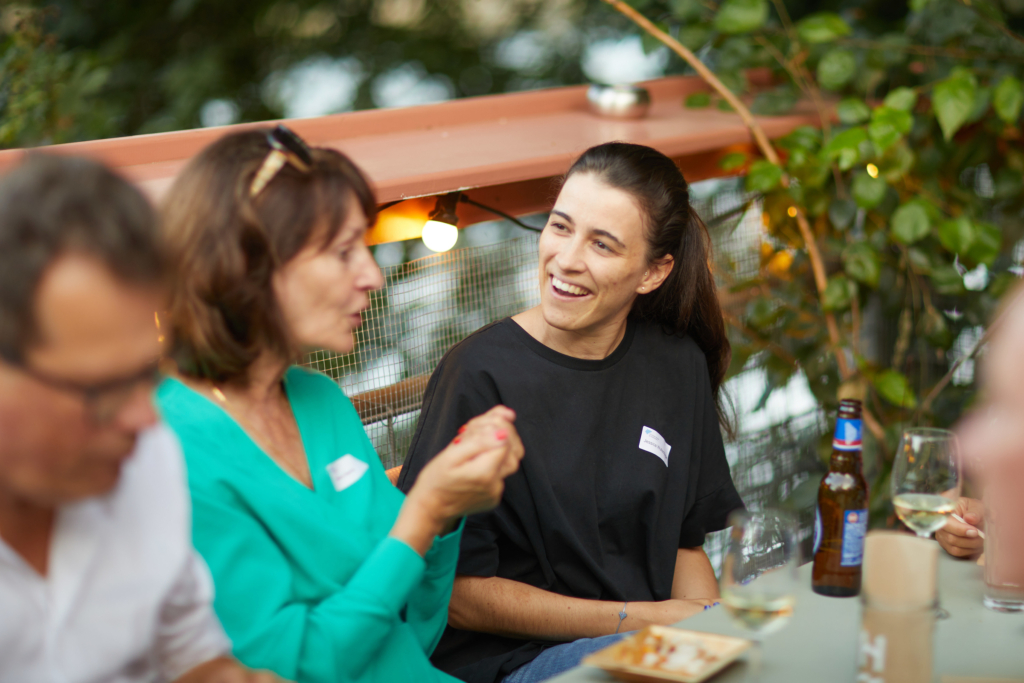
[565, 142, 733, 436]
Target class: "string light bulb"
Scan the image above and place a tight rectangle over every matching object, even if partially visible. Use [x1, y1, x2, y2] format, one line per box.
[421, 192, 461, 252]
[866, 163, 879, 178]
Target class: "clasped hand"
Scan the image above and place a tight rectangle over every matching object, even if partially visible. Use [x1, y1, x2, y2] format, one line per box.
[393, 406, 524, 555]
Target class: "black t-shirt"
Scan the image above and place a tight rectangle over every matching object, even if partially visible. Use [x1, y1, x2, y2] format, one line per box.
[397, 317, 744, 683]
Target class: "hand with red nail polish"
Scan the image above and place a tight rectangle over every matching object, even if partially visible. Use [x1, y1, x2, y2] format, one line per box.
[391, 405, 524, 556]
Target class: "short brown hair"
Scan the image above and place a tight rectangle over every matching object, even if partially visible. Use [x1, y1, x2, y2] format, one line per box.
[161, 129, 376, 383]
[0, 154, 163, 363]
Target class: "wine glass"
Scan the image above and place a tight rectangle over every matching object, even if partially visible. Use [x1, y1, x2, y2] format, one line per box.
[891, 428, 962, 538]
[719, 509, 800, 681]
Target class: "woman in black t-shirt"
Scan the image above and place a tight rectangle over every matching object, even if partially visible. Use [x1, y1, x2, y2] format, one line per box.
[398, 142, 744, 683]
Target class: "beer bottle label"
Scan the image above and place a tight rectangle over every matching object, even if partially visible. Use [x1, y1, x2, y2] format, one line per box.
[833, 418, 863, 451]
[840, 509, 868, 566]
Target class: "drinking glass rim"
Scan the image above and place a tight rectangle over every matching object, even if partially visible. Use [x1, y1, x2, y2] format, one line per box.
[901, 427, 957, 442]
[727, 508, 798, 527]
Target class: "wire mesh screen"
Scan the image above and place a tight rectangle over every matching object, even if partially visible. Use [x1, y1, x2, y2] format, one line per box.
[304, 233, 541, 469]
[302, 176, 826, 569]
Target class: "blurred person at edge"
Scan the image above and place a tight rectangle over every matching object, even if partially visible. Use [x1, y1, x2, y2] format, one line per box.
[948, 285, 1024, 578]
[0, 155, 282, 683]
[153, 127, 523, 683]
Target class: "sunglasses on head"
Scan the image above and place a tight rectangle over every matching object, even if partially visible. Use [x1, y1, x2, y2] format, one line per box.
[249, 124, 315, 197]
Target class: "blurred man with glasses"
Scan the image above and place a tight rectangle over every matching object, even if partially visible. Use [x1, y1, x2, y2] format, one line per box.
[0, 154, 282, 683]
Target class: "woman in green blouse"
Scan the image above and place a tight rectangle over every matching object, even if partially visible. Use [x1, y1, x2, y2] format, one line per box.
[155, 126, 523, 683]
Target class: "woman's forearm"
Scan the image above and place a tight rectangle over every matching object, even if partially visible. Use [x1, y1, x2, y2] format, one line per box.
[671, 547, 720, 600]
[448, 576, 625, 640]
[448, 576, 712, 641]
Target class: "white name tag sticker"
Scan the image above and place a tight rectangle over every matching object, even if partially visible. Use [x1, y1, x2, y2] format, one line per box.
[326, 454, 369, 492]
[639, 426, 672, 467]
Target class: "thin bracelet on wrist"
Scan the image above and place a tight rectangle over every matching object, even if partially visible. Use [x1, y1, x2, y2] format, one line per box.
[614, 601, 628, 634]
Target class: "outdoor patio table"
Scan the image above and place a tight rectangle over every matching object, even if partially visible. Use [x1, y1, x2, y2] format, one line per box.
[550, 551, 1024, 682]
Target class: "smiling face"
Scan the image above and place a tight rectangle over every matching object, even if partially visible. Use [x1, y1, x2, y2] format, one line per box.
[537, 173, 673, 338]
[273, 201, 384, 355]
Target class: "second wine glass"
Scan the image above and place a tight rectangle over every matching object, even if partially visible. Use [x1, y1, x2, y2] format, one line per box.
[891, 428, 962, 538]
[719, 509, 800, 681]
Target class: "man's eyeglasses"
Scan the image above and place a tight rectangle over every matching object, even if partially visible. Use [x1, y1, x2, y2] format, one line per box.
[249, 124, 314, 197]
[12, 359, 164, 425]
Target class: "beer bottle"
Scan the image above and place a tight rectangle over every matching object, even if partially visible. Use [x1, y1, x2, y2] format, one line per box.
[812, 398, 869, 597]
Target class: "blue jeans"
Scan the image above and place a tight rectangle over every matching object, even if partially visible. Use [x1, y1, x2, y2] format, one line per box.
[502, 633, 628, 683]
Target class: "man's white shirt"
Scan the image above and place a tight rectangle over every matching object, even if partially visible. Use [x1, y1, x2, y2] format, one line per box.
[0, 424, 230, 683]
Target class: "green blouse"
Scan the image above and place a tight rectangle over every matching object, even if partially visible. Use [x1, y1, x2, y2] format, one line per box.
[156, 367, 463, 683]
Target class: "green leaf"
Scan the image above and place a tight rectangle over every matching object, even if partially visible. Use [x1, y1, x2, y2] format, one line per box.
[796, 12, 852, 44]
[843, 242, 881, 287]
[817, 49, 857, 91]
[930, 264, 966, 295]
[837, 98, 871, 124]
[869, 106, 913, 151]
[717, 99, 735, 112]
[873, 369, 918, 408]
[685, 92, 711, 108]
[641, 23, 670, 54]
[933, 69, 978, 141]
[968, 86, 991, 124]
[828, 198, 858, 230]
[750, 87, 798, 116]
[822, 275, 857, 311]
[825, 127, 868, 170]
[747, 297, 782, 329]
[745, 160, 783, 192]
[938, 216, 975, 255]
[852, 173, 888, 209]
[967, 221, 1001, 265]
[669, 0, 705, 22]
[679, 25, 713, 50]
[778, 125, 821, 152]
[720, 152, 747, 170]
[993, 75, 1024, 124]
[713, 0, 768, 34]
[883, 87, 918, 112]
[890, 201, 930, 244]
[877, 140, 916, 182]
[715, 71, 747, 96]
[789, 154, 830, 188]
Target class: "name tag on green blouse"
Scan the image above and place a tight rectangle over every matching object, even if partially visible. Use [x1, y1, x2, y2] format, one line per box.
[326, 454, 369, 492]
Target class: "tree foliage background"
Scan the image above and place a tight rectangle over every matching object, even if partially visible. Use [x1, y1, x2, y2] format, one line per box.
[3, 0, 1024, 523]
[608, 0, 1024, 520]
[1, 0, 597, 146]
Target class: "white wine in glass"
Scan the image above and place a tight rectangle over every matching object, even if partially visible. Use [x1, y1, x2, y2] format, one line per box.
[892, 493, 957, 536]
[720, 509, 800, 681]
[891, 428, 961, 539]
[719, 592, 795, 635]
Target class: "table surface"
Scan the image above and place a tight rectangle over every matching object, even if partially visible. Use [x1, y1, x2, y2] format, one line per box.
[551, 553, 1024, 682]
